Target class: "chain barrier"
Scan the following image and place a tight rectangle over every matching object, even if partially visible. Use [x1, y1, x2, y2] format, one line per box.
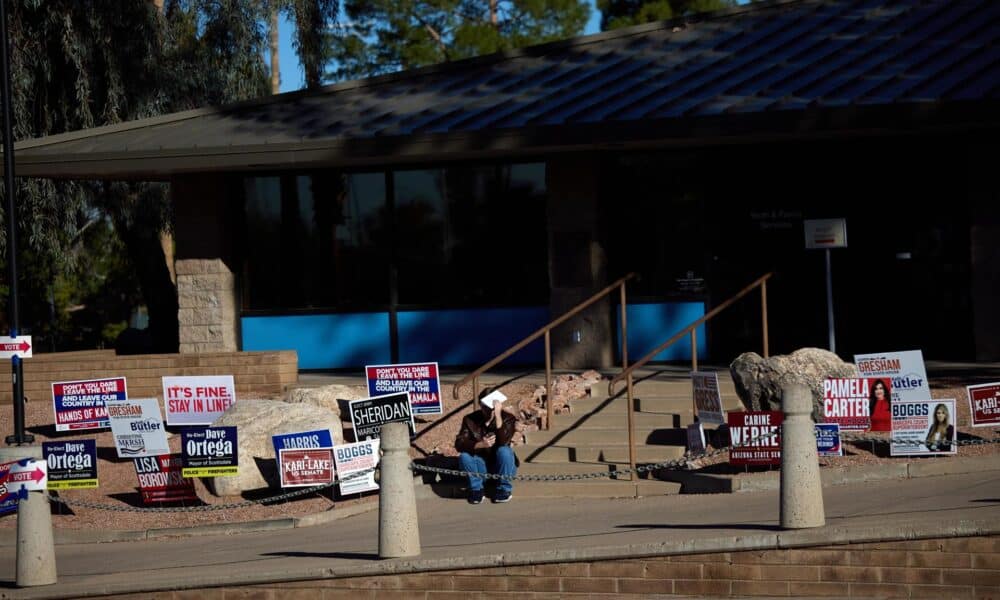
[44, 467, 376, 513]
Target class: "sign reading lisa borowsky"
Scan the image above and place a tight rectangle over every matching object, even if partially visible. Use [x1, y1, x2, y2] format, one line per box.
[349, 392, 415, 441]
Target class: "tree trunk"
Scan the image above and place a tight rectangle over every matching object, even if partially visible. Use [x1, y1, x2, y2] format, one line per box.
[270, 9, 280, 94]
[489, 0, 498, 27]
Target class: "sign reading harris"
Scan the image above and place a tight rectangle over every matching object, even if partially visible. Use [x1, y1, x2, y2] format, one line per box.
[728, 411, 782, 466]
[366, 362, 442, 415]
[162, 375, 236, 426]
[52, 377, 125, 431]
[967, 382, 1000, 428]
[106, 398, 170, 458]
[890, 399, 958, 457]
[133, 454, 198, 504]
[333, 440, 380, 495]
[43, 440, 98, 489]
[181, 427, 238, 478]
[853, 350, 929, 402]
[279, 448, 335, 487]
[691, 371, 725, 425]
[271, 429, 334, 460]
[349, 392, 416, 441]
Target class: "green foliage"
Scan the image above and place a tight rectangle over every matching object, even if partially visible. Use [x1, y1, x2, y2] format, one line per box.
[597, 0, 736, 30]
[329, 0, 589, 81]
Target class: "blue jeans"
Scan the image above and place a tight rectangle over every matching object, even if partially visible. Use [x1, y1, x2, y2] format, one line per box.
[458, 446, 515, 493]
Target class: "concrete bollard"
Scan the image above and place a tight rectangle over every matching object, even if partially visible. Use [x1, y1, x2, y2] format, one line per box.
[779, 383, 826, 529]
[378, 422, 421, 558]
[0, 446, 57, 586]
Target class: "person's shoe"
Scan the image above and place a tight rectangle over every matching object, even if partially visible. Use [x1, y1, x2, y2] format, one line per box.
[493, 489, 512, 503]
[467, 489, 484, 504]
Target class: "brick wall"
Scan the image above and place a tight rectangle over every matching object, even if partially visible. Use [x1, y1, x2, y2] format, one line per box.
[176, 258, 239, 353]
[95, 534, 1000, 599]
[2, 349, 298, 403]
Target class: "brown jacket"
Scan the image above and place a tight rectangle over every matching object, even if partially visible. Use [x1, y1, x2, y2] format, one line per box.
[454, 409, 517, 457]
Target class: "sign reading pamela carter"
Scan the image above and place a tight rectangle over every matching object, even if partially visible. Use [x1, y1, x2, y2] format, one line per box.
[51, 377, 125, 431]
[182, 427, 238, 478]
[106, 398, 170, 458]
[366, 362, 442, 415]
[728, 411, 782, 466]
[349, 392, 415, 441]
[822, 378, 885, 431]
[43, 440, 98, 489]
[162, 375, 236, 426]
[890, 399, 957, 457]
[853, 350, 929, 402]
[967, 382, 1000, 427]
[691, 371, 724, 425]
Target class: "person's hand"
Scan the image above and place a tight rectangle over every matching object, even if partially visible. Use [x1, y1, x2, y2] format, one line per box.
[476, 433, 496, 449]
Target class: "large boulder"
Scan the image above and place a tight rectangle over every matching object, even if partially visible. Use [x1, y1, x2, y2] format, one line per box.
[730, 348, 859, 418]
[284, 383, 368, 416]
[207, 399, 344, 496]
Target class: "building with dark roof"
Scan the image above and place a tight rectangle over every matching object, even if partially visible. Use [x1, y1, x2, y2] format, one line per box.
[11, 0, 1000, 368]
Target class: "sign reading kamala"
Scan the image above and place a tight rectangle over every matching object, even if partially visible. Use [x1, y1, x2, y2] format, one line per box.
[163, 375, 236, 426]
[182, 427, 238, 478]
[133, 454, 198, 504]
[728, 411, 782, 466]
[692, 371, 725, 425]
[333, 440, 380, 495]
[366, 362, 442, 415]
[106, 398, 170, 459]
[279, 448, 334, 488]
[51, 377, 125, 432]
[891, 399, 958, 457]
[967, 382, 1000, 428]
[853, 350, 929, 402]
[43, 440, 98, 489]
[349, 392, 416, 441]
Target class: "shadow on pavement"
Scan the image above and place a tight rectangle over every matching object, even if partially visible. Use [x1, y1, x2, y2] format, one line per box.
[261, 551, 378, 560]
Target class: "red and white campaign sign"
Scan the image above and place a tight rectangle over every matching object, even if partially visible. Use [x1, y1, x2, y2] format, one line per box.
[0, 458, 47, 492]
[823, 378, 883, 431]
[967, 382, 1000, 428]
[162, 375, 236, 426]
[133, 455, 198, 504]
[0, 336, 31, 359]
[279, 448, 334, 488]
[728, 411, 782, 466]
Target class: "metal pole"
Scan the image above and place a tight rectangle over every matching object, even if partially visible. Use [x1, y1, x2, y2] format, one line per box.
[544, 330, 552, 431]
[825, 248, 836, 354]
[761, 279, 769, 358]
[0, 1, 30, 446]
[620, 283, 635, 481]
[690, 329, 698, 372]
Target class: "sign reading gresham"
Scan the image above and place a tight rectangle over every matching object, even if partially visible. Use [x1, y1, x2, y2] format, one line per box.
[349, 392, 415, 441]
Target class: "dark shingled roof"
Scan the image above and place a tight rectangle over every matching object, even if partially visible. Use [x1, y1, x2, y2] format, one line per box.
[11, 0, 1000, 179]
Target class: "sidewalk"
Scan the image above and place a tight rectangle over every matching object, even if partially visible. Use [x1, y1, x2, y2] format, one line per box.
[0, 468, 998, 598]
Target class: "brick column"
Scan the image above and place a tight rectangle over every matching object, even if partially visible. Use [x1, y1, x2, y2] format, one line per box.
[176, 259, 238, 353]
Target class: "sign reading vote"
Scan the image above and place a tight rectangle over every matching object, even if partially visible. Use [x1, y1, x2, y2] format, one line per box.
[0, 335, 32, 359]
[43, 440, 98, 489]
[182, 427, 238, 478]
[163, 375, 236, 426]
[349, 392, 415, 441]
[52, 377, 125, 432]
[366, 362, 442, 415]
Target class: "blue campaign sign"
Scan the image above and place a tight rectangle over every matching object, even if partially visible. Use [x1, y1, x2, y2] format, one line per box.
[0, 459, 32, 516]
[816, 423, 843, 457]
[366, 362, 442, 415]
[43, 439, 98, 489]
[271, 429, 334, 459]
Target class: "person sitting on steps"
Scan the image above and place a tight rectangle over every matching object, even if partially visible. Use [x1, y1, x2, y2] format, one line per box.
[454, 388, 518, 504]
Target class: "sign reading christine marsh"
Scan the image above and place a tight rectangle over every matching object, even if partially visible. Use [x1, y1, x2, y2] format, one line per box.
[349, 392, 415, 441]
[853, 350, 929, 402]
[366, 362, 442, 415]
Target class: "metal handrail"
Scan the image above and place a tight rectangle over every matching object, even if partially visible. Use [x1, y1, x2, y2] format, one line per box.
[452, 272, 638, 431]
[606, 272, 773, 479]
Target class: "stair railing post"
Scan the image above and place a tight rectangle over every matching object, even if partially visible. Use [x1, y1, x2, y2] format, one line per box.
[472, 377, 479, 413]
[620, 282, 636, 481]
[690, 329, 698, 372]
[761, 279, 770, 358]
[545, 330, 552, 431]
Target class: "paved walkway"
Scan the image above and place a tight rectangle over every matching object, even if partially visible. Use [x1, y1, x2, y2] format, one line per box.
[1, 469, 998, 598]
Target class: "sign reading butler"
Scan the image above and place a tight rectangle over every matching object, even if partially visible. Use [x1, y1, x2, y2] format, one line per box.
[348, 392, 415, 441]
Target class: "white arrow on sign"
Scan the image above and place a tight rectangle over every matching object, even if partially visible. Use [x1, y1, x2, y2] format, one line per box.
[0, 458, 47, 492]
[0, 336, 32, 359]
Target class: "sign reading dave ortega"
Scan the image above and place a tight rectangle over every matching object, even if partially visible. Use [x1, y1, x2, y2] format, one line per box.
[43, 439, 98, 489]
[52, 377, 126, 431]
[181, 427, 238, 478]
[349, 392, 415, 441]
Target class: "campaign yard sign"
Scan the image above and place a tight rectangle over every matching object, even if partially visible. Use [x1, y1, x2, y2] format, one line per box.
[822, 378, 884, 431]
[51, 377, 125, 431]
[853, 350, 929, 402]
[106, 398, 170, 458]
[163, 375, 236, 426]
[686, 423, 706, 454]
[333, 440, 380, 495]
[815, 423, 843, 457]
[0, 460, 27, 516]
[271, 429, 334, 461]
[349, 392, 416, 441]
[279, 448, 335, 487]
[0, 459, 45, 515]
[366, 362, 442, 415]
[890, 399, 958, 457]
[43, 440, 98, 489]
[182, 427, 238, 478]
[728, 411, 782, 466]
[692, 371, 725, 425]
[133, 455, 198, 504]
[967, 382, 1000, 427]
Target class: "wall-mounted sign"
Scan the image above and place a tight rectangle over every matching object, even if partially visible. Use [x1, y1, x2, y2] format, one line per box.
[804, 218, 847, 249]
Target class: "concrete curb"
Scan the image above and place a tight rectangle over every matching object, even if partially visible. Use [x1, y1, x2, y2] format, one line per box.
[661, 453, 1000, 493]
